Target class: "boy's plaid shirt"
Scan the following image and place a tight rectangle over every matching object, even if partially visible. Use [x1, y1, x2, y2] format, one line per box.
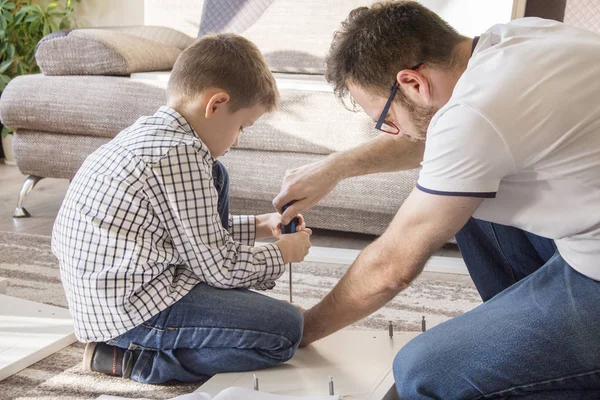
[52, 107, 285, 342]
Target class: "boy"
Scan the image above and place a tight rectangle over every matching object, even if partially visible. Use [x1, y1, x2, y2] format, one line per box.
[52, 33, 312, 384]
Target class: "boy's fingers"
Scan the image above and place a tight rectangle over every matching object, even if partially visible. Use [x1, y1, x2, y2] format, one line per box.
[302, 228, 313, 236]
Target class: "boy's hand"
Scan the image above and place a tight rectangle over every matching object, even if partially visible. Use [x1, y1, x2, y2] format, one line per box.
[256, 212, 306, 239]
[275, 229, 312, 263]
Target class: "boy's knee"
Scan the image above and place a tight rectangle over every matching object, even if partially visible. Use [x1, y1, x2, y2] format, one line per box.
[281, 302, 304, 350]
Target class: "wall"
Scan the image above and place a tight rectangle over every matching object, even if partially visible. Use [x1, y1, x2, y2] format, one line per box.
[421, 0, 515, 36]
[33, 0, 145, 28]
[144, 0, 517, 39]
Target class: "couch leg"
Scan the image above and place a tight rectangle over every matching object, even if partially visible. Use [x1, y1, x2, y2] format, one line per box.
[13, 175, 44, 218]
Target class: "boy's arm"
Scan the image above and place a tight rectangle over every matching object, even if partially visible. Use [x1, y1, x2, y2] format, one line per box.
[228, 215, 256, 246]
[148, 144, 285, 289]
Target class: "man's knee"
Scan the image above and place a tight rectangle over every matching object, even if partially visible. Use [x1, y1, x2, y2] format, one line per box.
[393, 332, 460, 399]
[394, 335, 431, 398]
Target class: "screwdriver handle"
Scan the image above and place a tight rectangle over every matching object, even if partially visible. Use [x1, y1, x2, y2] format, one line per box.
[281, 203, 299, 234]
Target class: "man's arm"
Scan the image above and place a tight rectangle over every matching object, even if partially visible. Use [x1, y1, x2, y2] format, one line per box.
[274, 135, 425, 224]
[300, 188, 481, 345]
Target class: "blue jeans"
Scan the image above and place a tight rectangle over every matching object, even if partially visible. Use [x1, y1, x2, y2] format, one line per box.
[394, 218, 600, 399]
[108, 161, 303, 384]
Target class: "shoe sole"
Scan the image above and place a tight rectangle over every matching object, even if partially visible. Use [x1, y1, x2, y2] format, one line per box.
[82, 342, 98, 372]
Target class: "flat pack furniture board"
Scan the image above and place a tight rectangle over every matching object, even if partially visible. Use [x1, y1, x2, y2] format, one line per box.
[197, 330, 420, 399]
[0, 293, 76, 381]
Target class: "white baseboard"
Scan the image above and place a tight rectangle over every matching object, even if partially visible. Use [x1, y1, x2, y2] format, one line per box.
[256, 243, 468, 275]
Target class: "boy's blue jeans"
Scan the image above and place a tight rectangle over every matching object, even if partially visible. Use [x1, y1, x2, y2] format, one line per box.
[107, 161, 303, 383]
[394, 218, 600, 399]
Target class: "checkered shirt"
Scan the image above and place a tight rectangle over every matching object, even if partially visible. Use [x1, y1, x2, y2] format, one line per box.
[52, 106, 285, 342]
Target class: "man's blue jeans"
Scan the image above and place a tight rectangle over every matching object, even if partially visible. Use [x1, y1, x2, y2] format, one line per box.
[107, 161, 303, 383]
[394, 218, 600, 399]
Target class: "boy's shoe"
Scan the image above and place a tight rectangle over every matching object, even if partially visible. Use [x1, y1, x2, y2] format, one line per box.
[83, 342, 134, 378]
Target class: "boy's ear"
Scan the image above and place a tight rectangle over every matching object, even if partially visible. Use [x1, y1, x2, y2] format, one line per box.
[204, 91, 231, 119]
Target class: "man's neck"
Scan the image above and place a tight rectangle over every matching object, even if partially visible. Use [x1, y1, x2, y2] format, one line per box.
[430, 38, 474, 109]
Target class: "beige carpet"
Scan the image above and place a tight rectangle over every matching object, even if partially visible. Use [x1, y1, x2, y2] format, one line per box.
[0, 231, 481, 399]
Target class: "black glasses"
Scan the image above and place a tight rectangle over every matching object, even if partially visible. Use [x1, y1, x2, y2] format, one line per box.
[375, 63, 424, 135]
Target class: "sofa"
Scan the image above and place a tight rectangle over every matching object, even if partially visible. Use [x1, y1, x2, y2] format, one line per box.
[0, 0, 423, 235]
[1, 0, 597, 235]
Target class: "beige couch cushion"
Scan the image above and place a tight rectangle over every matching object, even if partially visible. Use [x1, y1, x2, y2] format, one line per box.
[36, 29, 183, 76]
[0, 75, 166, 138]
[106, 26, 195, 49]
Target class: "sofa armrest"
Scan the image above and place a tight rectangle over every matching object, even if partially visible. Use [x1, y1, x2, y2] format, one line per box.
[35, 26, 194, 76]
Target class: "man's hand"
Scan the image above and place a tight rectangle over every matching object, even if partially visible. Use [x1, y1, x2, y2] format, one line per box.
[275, 229, 313, 264]
[255, 212, 306, 239]
[299, 188, 482, 346]
[273, 136, 425, 225]
[273, 159, 341, 225]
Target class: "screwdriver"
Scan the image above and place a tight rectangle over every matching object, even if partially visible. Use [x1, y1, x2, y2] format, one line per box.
[281, 203, 300, 303]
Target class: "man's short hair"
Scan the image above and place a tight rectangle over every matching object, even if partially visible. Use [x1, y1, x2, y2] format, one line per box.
[167, 33, 279, 112]
[325, 1, 466, 101]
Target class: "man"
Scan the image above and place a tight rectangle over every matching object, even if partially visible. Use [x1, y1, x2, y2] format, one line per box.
[274, 1, 600, 398]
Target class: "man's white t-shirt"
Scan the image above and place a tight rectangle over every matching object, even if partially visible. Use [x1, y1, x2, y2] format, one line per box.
[418, 18, 600, 280]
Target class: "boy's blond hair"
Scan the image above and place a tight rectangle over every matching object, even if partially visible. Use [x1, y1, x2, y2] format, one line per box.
[167, 33, 279, 112]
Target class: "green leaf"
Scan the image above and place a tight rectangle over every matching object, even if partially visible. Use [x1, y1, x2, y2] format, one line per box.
[13, 10, 23, 24]
[0, 74, 10, 84]
[24, 13, 39, 23]
[7, 43, 15, 59]
[0, 79, 6, 92]
[1, 126, 13, 139]
[28, 17, 39, 34]
[48, 18, 58, 32]
[2, 10, 13, 23]
[0, 59, 11, 73]
[47, 2, 57, 9]
[0, 14, 6, 30]
[42, 20, 49, 36]
[3, 2, 15, 10]
[19, 5, 35, 13]
[0, 0, 9, 7]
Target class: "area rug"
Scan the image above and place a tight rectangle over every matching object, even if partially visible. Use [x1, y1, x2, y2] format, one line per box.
[0, 231, 481, 400]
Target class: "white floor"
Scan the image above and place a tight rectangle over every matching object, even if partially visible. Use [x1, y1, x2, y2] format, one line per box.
[0, 293, 76, 381]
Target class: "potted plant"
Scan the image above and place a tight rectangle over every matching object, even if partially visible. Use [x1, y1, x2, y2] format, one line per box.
[0, 0, 79, 164]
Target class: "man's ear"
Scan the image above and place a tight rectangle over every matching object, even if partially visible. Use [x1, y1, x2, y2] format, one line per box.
[204, 91, 230, 119]
[396, 69, 430, 104]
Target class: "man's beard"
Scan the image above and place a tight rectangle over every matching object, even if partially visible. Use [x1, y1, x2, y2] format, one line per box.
[401, 94, 438, 142]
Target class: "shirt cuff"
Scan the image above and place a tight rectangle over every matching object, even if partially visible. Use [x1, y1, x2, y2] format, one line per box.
[251, 243, 285, 289]
[229, 215, 256, 246]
